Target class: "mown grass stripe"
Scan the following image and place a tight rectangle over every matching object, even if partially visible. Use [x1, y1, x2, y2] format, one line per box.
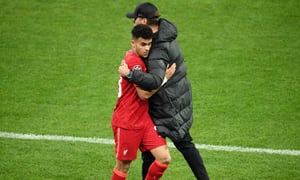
[1, 131, 299, 156]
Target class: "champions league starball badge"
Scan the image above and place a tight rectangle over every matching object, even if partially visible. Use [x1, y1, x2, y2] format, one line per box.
[133, 65, 142, 71]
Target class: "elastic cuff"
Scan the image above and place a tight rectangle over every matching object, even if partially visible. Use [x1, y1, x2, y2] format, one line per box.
[161, 77, 168, 86]
[154, 160, 169, 169]
[114, 167, 127, 178]
[126, 71, 133, 80]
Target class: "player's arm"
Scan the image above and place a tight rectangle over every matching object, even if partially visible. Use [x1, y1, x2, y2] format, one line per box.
[136, 87, 157, 101]
[136, 63, 176, 100]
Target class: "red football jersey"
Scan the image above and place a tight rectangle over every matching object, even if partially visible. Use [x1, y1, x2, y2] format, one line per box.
[112, 50, 151, 129]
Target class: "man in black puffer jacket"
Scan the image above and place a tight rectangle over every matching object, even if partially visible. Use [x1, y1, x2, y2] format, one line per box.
[119, 2, 209, 180]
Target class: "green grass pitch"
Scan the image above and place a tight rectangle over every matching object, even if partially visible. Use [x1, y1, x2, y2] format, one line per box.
[1, 0, 299, 179]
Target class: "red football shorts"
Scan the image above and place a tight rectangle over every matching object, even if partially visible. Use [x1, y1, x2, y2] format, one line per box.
[112, 121, 166, 161]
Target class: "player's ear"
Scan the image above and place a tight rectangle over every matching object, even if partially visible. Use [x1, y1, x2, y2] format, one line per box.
[130, 39, 135, 48]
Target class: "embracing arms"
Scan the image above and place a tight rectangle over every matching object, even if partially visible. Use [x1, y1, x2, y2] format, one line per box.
[119, 60, 176, 100]
[135, 63, 176, 100]
[119, 59, 170, 90]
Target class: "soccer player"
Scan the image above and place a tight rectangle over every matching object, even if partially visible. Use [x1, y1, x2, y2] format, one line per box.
[111, 24, 175, 180]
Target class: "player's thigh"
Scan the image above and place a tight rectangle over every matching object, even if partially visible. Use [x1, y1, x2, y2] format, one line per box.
[141, 121, 166, 151]
[113, 126, 142, 161]
[150, 145, 171, 164]
[141, 121, 171, 163]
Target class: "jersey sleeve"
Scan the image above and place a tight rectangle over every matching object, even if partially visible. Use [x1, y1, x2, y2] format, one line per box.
[124, 52, 146, 87]
[129, 46, 169, 91]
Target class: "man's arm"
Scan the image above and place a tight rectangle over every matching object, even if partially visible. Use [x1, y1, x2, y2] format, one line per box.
[135, 63, 176, 100]
[119, 59, 166, 91]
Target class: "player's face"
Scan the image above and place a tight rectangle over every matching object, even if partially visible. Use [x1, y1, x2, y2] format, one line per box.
[131, 37, 152, 58]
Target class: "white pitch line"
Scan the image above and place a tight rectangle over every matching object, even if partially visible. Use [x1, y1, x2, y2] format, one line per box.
[0, 131, 299, 156]
[0, 131, 114, 145]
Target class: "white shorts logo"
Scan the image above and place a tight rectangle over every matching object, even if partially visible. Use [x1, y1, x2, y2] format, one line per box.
[123, 149, 128, 156]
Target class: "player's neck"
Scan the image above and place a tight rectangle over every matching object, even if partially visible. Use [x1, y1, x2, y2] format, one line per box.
[129, 49, 138, 57]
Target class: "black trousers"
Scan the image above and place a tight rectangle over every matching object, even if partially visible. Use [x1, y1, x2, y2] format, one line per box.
[142, 132, 209, 180]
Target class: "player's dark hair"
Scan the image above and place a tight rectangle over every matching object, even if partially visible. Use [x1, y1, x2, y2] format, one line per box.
[131, 24, 153, 40]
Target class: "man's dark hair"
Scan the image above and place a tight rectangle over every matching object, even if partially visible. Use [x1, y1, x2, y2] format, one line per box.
[146, 10, 160, 26]
[132, 24, 153, 40]
[146, 17, 160, 26]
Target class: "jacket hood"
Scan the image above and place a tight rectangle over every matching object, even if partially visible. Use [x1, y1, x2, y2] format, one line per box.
[155, 18, 177, 42]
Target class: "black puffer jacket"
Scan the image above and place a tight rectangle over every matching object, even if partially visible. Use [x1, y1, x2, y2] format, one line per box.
[130, 18, 193, 142]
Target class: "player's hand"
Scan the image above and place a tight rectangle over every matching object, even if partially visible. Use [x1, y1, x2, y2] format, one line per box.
[119, 60, 130, 77]
[165, 63, 176, 80]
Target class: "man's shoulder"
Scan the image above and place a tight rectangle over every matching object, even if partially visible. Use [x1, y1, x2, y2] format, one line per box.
[148, 43, 170, 61]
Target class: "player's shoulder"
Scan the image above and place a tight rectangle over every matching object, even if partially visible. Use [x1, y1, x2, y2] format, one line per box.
[125, 50, 143, 65]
